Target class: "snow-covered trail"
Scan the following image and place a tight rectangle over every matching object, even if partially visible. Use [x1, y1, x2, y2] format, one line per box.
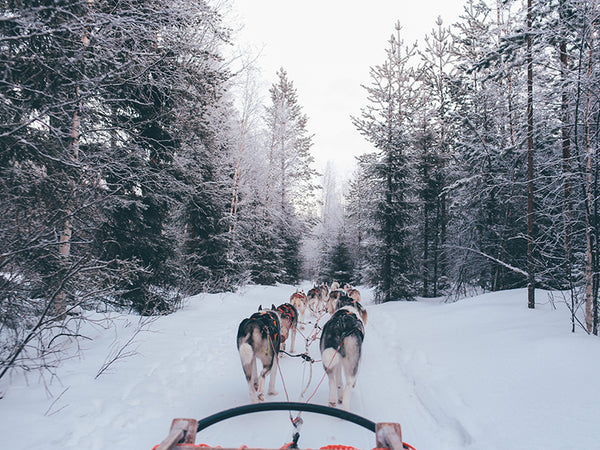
[358, 304, 475, 449]
[1, 284, 600, 450]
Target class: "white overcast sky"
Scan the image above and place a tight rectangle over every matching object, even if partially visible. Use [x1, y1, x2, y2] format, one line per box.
[224, 0, 466, 177]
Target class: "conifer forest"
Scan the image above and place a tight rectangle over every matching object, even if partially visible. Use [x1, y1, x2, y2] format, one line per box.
[1, 0, 599, 378]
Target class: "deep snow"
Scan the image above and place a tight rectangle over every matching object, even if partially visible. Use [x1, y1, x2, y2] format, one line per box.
[0, 284, 599, 449]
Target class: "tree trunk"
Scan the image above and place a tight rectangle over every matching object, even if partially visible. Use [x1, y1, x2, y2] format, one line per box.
[526, 0, 535, 309]
[55, 5, 90, 316]
[559, 0, 575, 331]
[423, 204, 430, 297]
[55, 106, 80, 317]
[265, 132, 276, 211]
[227, 116, 247, 258]
[584, 86, 594, 334]
[584, 0, 597, 333]
[433, 197, 441, 297]
[384, 156, 393, 303]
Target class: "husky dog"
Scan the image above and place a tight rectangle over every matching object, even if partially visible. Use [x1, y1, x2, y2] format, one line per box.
[276, 302, 298, 353]
[326, 289, 346, 314]
[237, 307, 281, 403]
[330, 281, 340, 292]
[336, 294, 367, 325]
[306, 286, 323, 315]
[319, 282, 329, 304]
[290, 289, 307, 328]
[320, 295, 366, 411]
[347, 287, 361, 303]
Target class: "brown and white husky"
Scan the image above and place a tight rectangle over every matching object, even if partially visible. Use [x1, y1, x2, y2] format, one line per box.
[289, 289, 307, 328]
[307, 286, 323, 315]
[275, 302, 298, 353]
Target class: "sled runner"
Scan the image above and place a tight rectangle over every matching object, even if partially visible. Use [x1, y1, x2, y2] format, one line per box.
[153, 402, 415, 450]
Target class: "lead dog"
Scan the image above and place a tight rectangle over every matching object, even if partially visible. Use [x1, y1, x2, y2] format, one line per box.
[320, 294, 366, 411]
[237, 307, 281, 403]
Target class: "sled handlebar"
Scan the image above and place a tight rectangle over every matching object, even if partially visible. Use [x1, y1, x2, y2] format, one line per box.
[155, 402, 412, 450]
[195, 401, 376, 433]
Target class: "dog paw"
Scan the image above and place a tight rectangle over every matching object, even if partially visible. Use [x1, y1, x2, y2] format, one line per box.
[268, 389, 278, 395]
[257, 393, 265, 402]
[328, 401, 337, 408]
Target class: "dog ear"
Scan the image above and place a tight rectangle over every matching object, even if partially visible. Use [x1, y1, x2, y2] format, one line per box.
[258, 304, 263, 311]
[271, 304, 276, 311]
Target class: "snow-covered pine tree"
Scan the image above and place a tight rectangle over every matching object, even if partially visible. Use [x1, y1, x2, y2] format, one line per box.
[263, 68, 318, 284]
[90, 0, 232, 313]
[177, 102, 238, 295]
[0, 0, 101, 379]
[323, 232, 355, 287]
[352, 22, 419, 302]
[345, 154, 380, 286]
[565, 0, 600, 333]
[414, 16, 456, 297]
[446, 0, 531, 297]
[0, 0, 233, 378]
[225, 61, 264, 265]
[310, 162, 346, 282]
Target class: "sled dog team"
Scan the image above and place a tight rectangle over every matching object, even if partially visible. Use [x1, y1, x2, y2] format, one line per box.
[236, 282, 367, 411]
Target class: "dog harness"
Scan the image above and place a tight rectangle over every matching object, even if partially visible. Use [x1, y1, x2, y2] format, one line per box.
[247, 310, 281, 353]
[292, 291, 306, 300]
[338, 309, 365, 339]
[320, 307, 365, 359]
[277, 303, 297, 322]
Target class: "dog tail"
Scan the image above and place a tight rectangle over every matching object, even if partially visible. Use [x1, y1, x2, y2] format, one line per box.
[321, 347, 342, 373]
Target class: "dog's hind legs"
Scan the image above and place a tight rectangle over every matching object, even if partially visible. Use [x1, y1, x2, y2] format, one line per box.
[267, 355, 278, 396]
[290, 327, 297, 353]
[335, 364, 344, 405]
[246, 358, 259, 403]
[322, 347, 342, 407]
[341, 374, 356, 411]
[256, 373, 266, 402]
[326, 368, 338, 407]
[248, 381, 259, 403]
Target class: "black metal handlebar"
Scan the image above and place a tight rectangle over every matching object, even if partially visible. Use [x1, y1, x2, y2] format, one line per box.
[195, 402, 377, 433]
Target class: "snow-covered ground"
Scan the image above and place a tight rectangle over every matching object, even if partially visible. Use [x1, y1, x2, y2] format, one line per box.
[1, 284, 599, 449]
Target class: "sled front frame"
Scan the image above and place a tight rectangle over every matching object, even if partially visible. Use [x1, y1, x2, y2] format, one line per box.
[155, 419, 404, 450]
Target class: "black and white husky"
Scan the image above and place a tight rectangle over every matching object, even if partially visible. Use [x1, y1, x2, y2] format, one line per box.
[237, 307, 281, 403]
[320, 295, 366, 411]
